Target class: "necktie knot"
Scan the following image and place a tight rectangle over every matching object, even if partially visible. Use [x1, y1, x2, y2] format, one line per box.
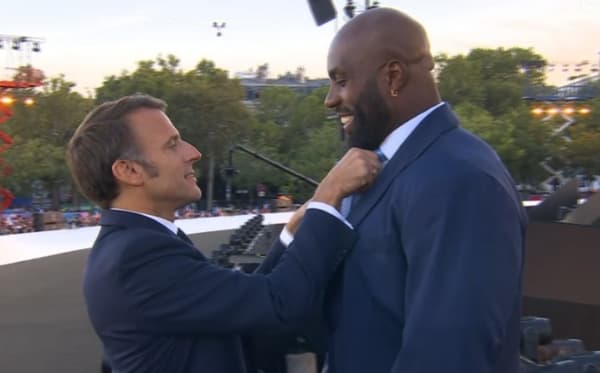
[341, 148, 387, 217]
[375, 148, 388, 164]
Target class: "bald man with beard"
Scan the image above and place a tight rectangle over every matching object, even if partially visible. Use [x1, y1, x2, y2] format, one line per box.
[283, 7, 527, 373]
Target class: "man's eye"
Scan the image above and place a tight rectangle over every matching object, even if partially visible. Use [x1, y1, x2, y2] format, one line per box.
[336, 80, 346, 87]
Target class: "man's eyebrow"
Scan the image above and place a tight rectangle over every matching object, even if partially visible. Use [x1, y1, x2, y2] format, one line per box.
[328, 68, 345, 79]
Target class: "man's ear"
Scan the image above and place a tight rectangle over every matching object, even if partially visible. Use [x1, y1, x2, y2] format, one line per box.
[112, 160, 144, 186]
[386, 60, 408, 96]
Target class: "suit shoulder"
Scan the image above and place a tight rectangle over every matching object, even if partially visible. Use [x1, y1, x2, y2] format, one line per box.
[390, 129, 521, 211]
[406, 127, 509, 184]
[95, 225, 175, 249]
[90, 226, 192, 271]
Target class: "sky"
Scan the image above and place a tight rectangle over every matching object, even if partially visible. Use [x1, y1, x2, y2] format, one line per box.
[1, 0, 599, 94]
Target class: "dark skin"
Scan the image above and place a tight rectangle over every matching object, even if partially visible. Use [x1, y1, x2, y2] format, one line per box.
[325, 8, 442, 148]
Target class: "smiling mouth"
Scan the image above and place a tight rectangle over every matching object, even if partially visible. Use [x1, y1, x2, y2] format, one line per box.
[339, 115, 354, 133]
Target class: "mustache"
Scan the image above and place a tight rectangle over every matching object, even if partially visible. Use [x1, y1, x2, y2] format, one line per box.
[336, 106, 354, 115]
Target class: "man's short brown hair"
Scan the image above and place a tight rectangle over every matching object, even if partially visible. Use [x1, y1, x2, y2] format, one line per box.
[66, 94, 166, 209]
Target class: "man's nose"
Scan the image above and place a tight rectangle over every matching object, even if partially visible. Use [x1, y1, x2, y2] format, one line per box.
[324, 85, 340, 108]
[186, 142, 202, 162]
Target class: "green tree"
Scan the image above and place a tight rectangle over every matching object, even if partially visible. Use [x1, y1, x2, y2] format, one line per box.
[559, 95, 600, 176]
[437, 47, 546, 117]
[3, 76, 93, 209]
[562, 123, 600, 176]
[95, 55, 183, 102]
[231, 119, 288, 201]
[255, 86, 299, 127]
[285, 86, 332, 151]
[287, 123, 341, 202]
[436, 47, 570, 186]
[174, 60, 250, 209]
[454, 101, 558, 185]
[230, 86, 338, 204]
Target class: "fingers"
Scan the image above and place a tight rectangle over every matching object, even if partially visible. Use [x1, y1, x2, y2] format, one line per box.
[312, 148, 383, 208]
[339, 148, 381, 191]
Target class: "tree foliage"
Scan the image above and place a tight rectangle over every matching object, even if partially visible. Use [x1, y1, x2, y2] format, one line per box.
[231, 86, 340, 203]
[434, 47, 594, 186]
[3, 75, 93, 208]
[5, 48, 599, 209]
[559, 94, 600, 176]
[437, 47, 546, 116]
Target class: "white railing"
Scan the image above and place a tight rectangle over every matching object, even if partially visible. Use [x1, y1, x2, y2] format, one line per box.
[0, 212, 293, 266]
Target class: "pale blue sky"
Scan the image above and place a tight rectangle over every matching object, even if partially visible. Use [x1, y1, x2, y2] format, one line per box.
[1, 0, 599, 93]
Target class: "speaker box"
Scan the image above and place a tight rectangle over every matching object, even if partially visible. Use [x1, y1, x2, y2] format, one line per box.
[307, 0, 337, 26]
[528, 179, 579, 222]
[563, 192, 600, 226]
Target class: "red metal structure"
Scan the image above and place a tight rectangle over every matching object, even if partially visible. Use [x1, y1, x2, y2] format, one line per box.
[0, 34, 44, 210]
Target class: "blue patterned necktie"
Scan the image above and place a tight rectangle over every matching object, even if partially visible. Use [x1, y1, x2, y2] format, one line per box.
[375, 148, 388, 165]
[341, 148, 388, 217]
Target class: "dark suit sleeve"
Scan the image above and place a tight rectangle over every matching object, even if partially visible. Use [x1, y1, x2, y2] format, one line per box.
[254, 238, 286, 275]
[390, 172, 524, 373]
[118, 209, 355, 335]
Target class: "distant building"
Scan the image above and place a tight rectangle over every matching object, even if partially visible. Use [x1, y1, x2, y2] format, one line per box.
[524, 72, 599, 102]
[555, 74, 599, 101]
[235, 64, 329, 108]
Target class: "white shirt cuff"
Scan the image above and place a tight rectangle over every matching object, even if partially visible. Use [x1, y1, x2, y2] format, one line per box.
[278, 201, 353, 247]
[307, 201, 353, 229]
[279, 226, 294, 247]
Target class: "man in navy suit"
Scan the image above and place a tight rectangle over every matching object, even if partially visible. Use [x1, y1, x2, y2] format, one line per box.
[66, 94, 382, 372]
[283, 8, 528, 373]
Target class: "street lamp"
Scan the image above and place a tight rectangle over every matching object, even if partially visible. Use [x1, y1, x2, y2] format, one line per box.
[531, 107, 545, 116]
[530, 105, 592, 117]
[0, 96, 14, 105]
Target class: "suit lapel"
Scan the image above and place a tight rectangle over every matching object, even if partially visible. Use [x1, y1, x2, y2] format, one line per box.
[176, 229, 194, 245]
[348, 105, 459, 227]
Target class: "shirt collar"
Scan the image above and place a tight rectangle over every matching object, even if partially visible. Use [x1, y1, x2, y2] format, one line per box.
[379, 102, 446, 161]
[110, 208, 179, 234]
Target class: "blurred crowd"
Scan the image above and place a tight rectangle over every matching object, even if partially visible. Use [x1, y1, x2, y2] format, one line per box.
[0, 212, 34, 235]
[0, 203, 280, 236]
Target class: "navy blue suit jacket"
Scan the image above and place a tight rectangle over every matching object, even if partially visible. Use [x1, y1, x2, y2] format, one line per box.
[83, 208, 355, 373]
[323, 105, 528, 373]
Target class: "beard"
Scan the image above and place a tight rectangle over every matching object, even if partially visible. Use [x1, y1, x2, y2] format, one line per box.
[345, 77, 393, 151]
